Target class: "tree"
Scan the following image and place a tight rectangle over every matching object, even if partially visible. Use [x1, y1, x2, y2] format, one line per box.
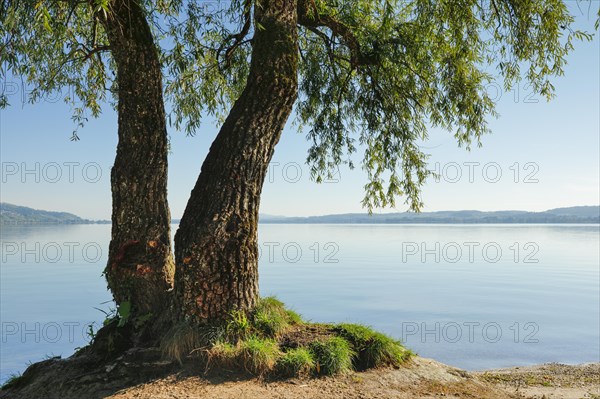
[1, 0, 254, 344]
[170, 0, 595, 327]
[173, 0, 299, 324]
[2, 0, 596, 344]
[1, 0, 175, 338]
[99, 0, 174, 334]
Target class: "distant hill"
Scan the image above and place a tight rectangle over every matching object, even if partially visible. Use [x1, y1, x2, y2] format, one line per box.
[259, 206, 600, 224]
[0, 203, 90, 224]
[1, 203, 598, 225]
[544, 206, 599, 217]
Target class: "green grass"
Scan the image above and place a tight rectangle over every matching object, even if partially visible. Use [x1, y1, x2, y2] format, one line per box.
[277, 347, 315, 377]
[251, 296, 303, 337]
[161, 298, 410, 379]
[226, 310, 251, 341]
[1, 373, 25, 390]
[335, 323, 411, 369]
[285, 309, 303, 325]
[309, 337, 355, 376]
[239, 336, 280, 375]
[161, 322, 224, 364]
[208, 341, 240, 367]
[253, 309, 288, 337]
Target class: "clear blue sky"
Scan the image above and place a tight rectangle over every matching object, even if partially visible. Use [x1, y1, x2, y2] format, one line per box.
[1, 6, 598, 220]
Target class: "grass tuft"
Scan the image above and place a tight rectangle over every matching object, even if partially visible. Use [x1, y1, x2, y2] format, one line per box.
[161, 322, 223, 363]
[226, 310, 251, 341]
[285, 309, 304, 325]
[251, 296, 301, 337]
[239, 336, 280, 375]
[253, 309, 288, 337]
[162, 300, 409, 378]
[1, 373, 25, 390]
[309, 336, 355, 376]
[335, 323, 411, 369]
[277, 347, 315, 377]
[208, 341, 240, 368]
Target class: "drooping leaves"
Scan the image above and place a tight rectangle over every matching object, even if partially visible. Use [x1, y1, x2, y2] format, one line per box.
[2, 0, 596, 210]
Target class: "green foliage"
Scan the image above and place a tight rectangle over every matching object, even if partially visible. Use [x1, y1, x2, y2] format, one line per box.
[226, 310, 251, 341]
[255, 296, 286, 312]
[252, 296, 292, 337]
[239, 336, 280, 375]
[247, 296, 304, 337]
[1, 373, 25, 390]
[253, 310, 287, 337]
[209, 341, 240, 367]
[295, 0, 597, 211]
[116, 301, 131, 327]
[85, 323, 96, 342]
[3, 0, 597, 209]
[277, 347, 315, 377]
[0, 0, 246, 138]
[162, 298, 410, 378]
[162, 0, 251, 133]
[335, 323, 411, 369]
[309, 337, 355, 376]
[285, 309, 304, 325]
[1, 1, 112, 138]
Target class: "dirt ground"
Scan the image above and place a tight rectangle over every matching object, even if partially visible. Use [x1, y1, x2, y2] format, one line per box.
[105, 359, 600, 399]
[105, 357, 514, 399]
[2, 351, 597, 399]
[476, 362, 600, 399]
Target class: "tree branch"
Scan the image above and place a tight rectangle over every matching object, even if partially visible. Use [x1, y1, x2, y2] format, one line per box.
[82, 45, 111, 61]
[217, 3, 252, 71]
[297, 0, 376, 68]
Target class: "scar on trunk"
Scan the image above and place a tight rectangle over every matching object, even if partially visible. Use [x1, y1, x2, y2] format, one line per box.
[111, 240, 142, 271]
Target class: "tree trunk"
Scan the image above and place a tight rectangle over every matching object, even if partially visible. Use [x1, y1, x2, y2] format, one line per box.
[101, 0, 174, 324]
[173, 0, 299, 325]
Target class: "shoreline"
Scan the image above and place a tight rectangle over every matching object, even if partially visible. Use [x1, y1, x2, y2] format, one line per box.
[2, 352, 597, 399]
[105, 359, 600, 399]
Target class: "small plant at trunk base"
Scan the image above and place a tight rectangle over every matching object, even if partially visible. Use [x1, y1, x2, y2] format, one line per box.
[277, 348, 315, 377]
[239, 336, 280, 375]
[309, 337, 355, 376]
[335, 324, 412, 370]
[226, 310, 251, 341]
[116, 301, 131, 327]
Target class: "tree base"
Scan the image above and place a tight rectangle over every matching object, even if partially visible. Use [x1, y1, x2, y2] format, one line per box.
[1, 298, 411, 398]
[0, 346, 176, 399]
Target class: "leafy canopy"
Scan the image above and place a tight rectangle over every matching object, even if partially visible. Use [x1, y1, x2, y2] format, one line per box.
[293, 0, 596, 210]
[1, 0, 596, 210]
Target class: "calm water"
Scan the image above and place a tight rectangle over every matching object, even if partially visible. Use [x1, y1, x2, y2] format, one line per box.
[1, 224, 599, 382]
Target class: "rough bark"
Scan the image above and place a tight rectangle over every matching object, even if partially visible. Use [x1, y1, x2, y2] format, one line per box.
[173, 0, 299, 325]
[100, 0, 174, 325]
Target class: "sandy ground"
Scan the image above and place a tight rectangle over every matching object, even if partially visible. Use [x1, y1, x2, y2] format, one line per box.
[104, 359, 600, 399]
[476, 363, 600, 399]
[105, 357, 513, 399]
[2, 352, 597, 399]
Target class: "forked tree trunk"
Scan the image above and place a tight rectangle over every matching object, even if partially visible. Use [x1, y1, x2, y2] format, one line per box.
[101, 0, 174, 323]
[174, 0, 299, 325]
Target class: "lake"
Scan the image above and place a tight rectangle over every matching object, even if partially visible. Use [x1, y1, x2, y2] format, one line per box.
[1, 223, 598, 383]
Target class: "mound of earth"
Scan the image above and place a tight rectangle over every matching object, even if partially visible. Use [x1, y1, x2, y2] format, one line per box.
[1, 348, 597, 399]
